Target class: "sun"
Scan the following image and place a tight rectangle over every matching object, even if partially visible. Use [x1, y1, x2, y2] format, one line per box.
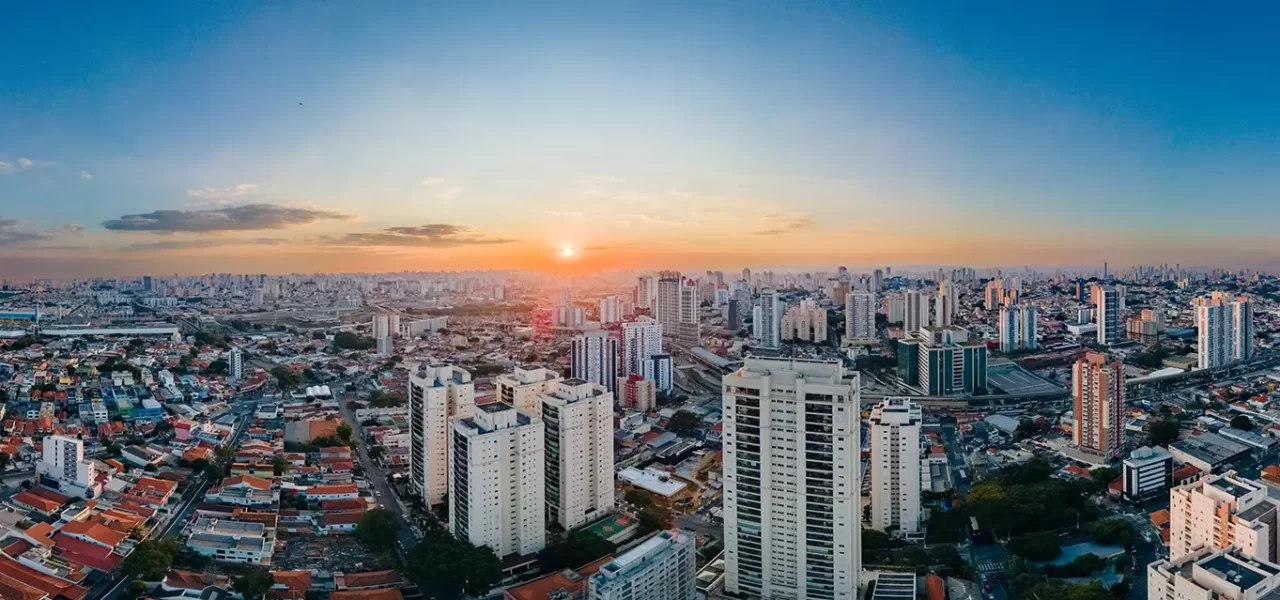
[561, 246, 576, 258]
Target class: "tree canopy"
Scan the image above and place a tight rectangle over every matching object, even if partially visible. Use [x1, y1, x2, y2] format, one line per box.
[964, 458, 1094, 538]
[333, 332, 376, 350]
[354, 509, 398, 552]
[404, 531, 502, 599]
[1089, 518, 1134, 546]
[1006, 531, 1062, 561]
[231, 567, 275, 600]
[271, 366, 303, 391]
[1231, 415, 1256, 431]
[538, 531, 616, 572]
[1147, 418, 1181, 446]
[121, 537, 183, 580]
[666, 410, 700, 434]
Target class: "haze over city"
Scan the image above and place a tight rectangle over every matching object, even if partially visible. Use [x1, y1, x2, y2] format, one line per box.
[5, 3, 1280, 277]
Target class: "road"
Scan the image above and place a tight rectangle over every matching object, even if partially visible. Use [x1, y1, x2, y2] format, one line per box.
[337, 387, 419, 553]
[675, 513, 722, 540]
[92, 410, 254, 600]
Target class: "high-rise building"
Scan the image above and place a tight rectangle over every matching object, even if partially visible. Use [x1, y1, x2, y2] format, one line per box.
[984, 279, 1003, 311]
[622, 317, 663, 376]
[571, 331, 620, 395]
[1094, 285, 1125, 345]
[542, 379, 616, 530]
[904, 289, 927, 334]
[869, 398, 923, 536]
[896, 327, 987, 396]
[409, 365, 476, 505]
[372, 314, 391, 339]
[1150, 546, 1280, 600]
[36, 435, 98, 498]
[1197, 294, 1253, 369]
[1018, 304, 1038, 351]
[842, 291, 875, 346]
[228, 348, 244, 380]
[935, 281, 956, 327]
[781, 300, 828, 343]
[449, 403, 545, 559]
[885, 292, 906, 324]
[997, 306, 1018, 354]
[722, 358, 860, 600]
[725, 298, 743, 330]
[997, 305, 1037, 353]
[600, 295, 622, 324]
[636, 276, 658, 313]
[495, 367, 563, 415]
[754, 288, 782, 349]
[588, 530, 696, 600]
[677, 280, 702, 344]
[872, 269, 884, 292]
[1072, 352, 1124, 459]
[617, 373, 657, 412]
[641, 354, 673, 392]
[1168, 471, 1279, 562]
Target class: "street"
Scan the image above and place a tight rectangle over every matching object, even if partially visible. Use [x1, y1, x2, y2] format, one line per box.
[337, 387, 419, 553]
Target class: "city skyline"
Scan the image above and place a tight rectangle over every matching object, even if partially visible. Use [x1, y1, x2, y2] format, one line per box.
[7, 3, 1280, 278]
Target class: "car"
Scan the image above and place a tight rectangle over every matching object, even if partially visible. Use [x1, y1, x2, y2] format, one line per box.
[375, 490, 382, 496]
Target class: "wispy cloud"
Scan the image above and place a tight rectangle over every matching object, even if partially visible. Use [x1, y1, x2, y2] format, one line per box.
[322, 223, 514, 248]
[79, 171, 93, 180]
[185, 183, 260, 200]
[118, 237, 289, 252]
[0, 157, 52, 175]
[753, 215, 815, 235]
[419, 177, 464, 205]
[103, 203, 350, 233]
[0, 219, 83, 246]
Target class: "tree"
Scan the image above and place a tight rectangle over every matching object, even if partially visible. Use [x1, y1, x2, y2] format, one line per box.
[126, 580, 149, 600]
[624, 489, 654, 508]
[1089, 467, 1120, 493]
[1007, 531, 1062, 561]
[337, 422, 354, 443]
[332, 332, 375, 350]
[538, 531, 617, 572]
[273, 455, 289, 476]
[0, 452, 10, 472]
[1090, 518, 1134, 547]
[121, 537, 183, 580]
[354, 509, 398, 552]
[1147, 419, 1181, 446]
[1231, 415, 1256, 431]
[204, 359, 229, 376]
[232, 567, 275, 600]
[404, 534, 502, 598]
[666, 410, 700, 434]
[271, 366, 303, 391]
[638, 504, 673, 533]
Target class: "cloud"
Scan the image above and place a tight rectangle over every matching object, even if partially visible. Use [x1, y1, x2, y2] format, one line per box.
[0, 157, 51, 174]
[323, 223, 514, 248]
[418, 177, 448, 186]
[0, 219, 51, 246]
[102, 203, 350, 233]
[418, 178, 464, 205]
[118, 237, 289, 252]
[17, 158, 33, 168]
[54, 223, 85, 234]
[80, 171, 93, 180]
[185, 183, 260, 200]
[753, 216, 815, 236]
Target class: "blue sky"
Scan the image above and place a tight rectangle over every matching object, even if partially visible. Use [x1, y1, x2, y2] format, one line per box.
[3, 2, 1280, 277]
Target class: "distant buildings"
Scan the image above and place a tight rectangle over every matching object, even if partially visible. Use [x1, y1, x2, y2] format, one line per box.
[450, 402, 545, 559]
[1072, 352, 1124, 460]
[896, 327, 987, 396]
[600, 295, 623, 325]
[997, 304, 1036, 353]
[722, 358, 860, 600]
[408, 365, 476, 506]
[656, 271, 701, 344]
[588, 530, 696, 600]
[1094, 285, 1125, 345]
[869, 398, 923, 536]
[904, 290, 927, 334]
[845, 291, 876, 344]
[622, 318, 663, 377]
[753, 288, 782, 349]
[542, 379, 615, 530]
[935, 280, 956, 327]
[781, 300, 827, 343]
[571, 331, 620, 395]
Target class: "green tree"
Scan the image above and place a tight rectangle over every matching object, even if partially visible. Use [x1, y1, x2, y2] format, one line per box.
[666, 410, 700, 434]
[332, 332, 375, 350]
[638, 504, 673, 534]
[1089, 467, 1120, 493]
[1007, 531, 1062, 561]
[354, 508, 398, 552]
[232, 567, 275, 600]
[337, 422, 354, 443]
[204, 358, 229, 375]
[271, 366, 303, 391]
[121, 537, 183, 580]
[1231, 415, 1256, 431]
[538, 531, 617, 572]
[405, 533, 502, 598]
[1090, 518, 1134, 546]
[624, 489, 653, 508]
[1147, 419, 1181, 446]
[273, 455, 289, 476]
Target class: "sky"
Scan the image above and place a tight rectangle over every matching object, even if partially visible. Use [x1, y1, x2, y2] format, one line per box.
[3, 2, 1280, 278]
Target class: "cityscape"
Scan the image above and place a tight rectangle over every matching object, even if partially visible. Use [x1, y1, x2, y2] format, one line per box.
[5, 4, 1280, 600]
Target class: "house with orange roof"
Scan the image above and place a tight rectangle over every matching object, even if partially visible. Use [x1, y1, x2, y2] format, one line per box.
[333, 570, 403, 590]
[122, 476, 178, 507]
[223, 475, 273, 491]
[159, 570, 232, 597]
[331, 590, 403, 600]
[17, 523, 56, 549]
[0, 555, 88, 600]
[59, 520, 128, 550]
[271, 571, 313, 599]
[502, 556, 611, 600]
[11, 490, 66, 515]
[304, 483, 359, 501]
[320, 510, 367, 534]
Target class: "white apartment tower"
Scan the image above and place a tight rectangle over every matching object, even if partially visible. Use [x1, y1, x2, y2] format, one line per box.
[571, 331, 620, 395]
[229, 348, 244, 380]
[1198, 294, 1253, 369]
[1018, 304, 1038, 351]
[600, 295, 622, 325]
[495, 367, 562, 415]
[542, 379, 616, 530]
[845, 291, 876, 344]
[1168, 472, 1279, 562]
[1095, 285, 1125, 345]
[588, 530, 696, 600]
[935, 281, 956, 327]
[36, 435, 97, 499]
[904, 290, 927, 334]
[755, 287, 782, 349]
[622, 317, 663, 376]
[409, 365, 476, 506]
[722, 358, 861, 600]
[869, 398, 923, 536]
[636, 276, 658, 313]
[998, 305, 1037, 353]
[450, 402, 546, 559]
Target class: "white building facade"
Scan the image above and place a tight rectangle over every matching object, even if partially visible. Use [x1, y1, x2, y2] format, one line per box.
[542, 379, 616, 530]
[450, 402, 545, 559]
[571, 331, 620, 395]
[869, 398, 923, 536]
[408, 365, 476, 506]
[588, 530, 696, 600]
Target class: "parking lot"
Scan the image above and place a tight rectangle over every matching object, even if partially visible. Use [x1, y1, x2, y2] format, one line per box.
[986, 363, 1062, 395]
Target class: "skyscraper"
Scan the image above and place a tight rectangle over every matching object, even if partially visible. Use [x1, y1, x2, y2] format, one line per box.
[495, 366, 563, 415]
[588, 530, 696, 600]
[657, 271, 682, 337]
[1094, 285, 1125, 345]
[622, 317, 663, 376]
[1168, 472, 1279, 562]
[542, 379, 616, 530]
[1072, 352, 1124, 459]
[935, 280, 956, 327]
[722, 358, 860, 600]
[636, 275, 658, 312]
[228, 347, 243, 380]
[869, 398, 923, 536]
[997, 305, 1036, 353]
[571, 331, 620, 394]
[600, 295, 622, 324]
[904, 289, 927, 334]
[409, 365, 476, 505]
[755, 287, 782, 349]
[1197, 293, 1252, 369]
[845, 290, 876, 344]
[450, 402, 545, 559]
